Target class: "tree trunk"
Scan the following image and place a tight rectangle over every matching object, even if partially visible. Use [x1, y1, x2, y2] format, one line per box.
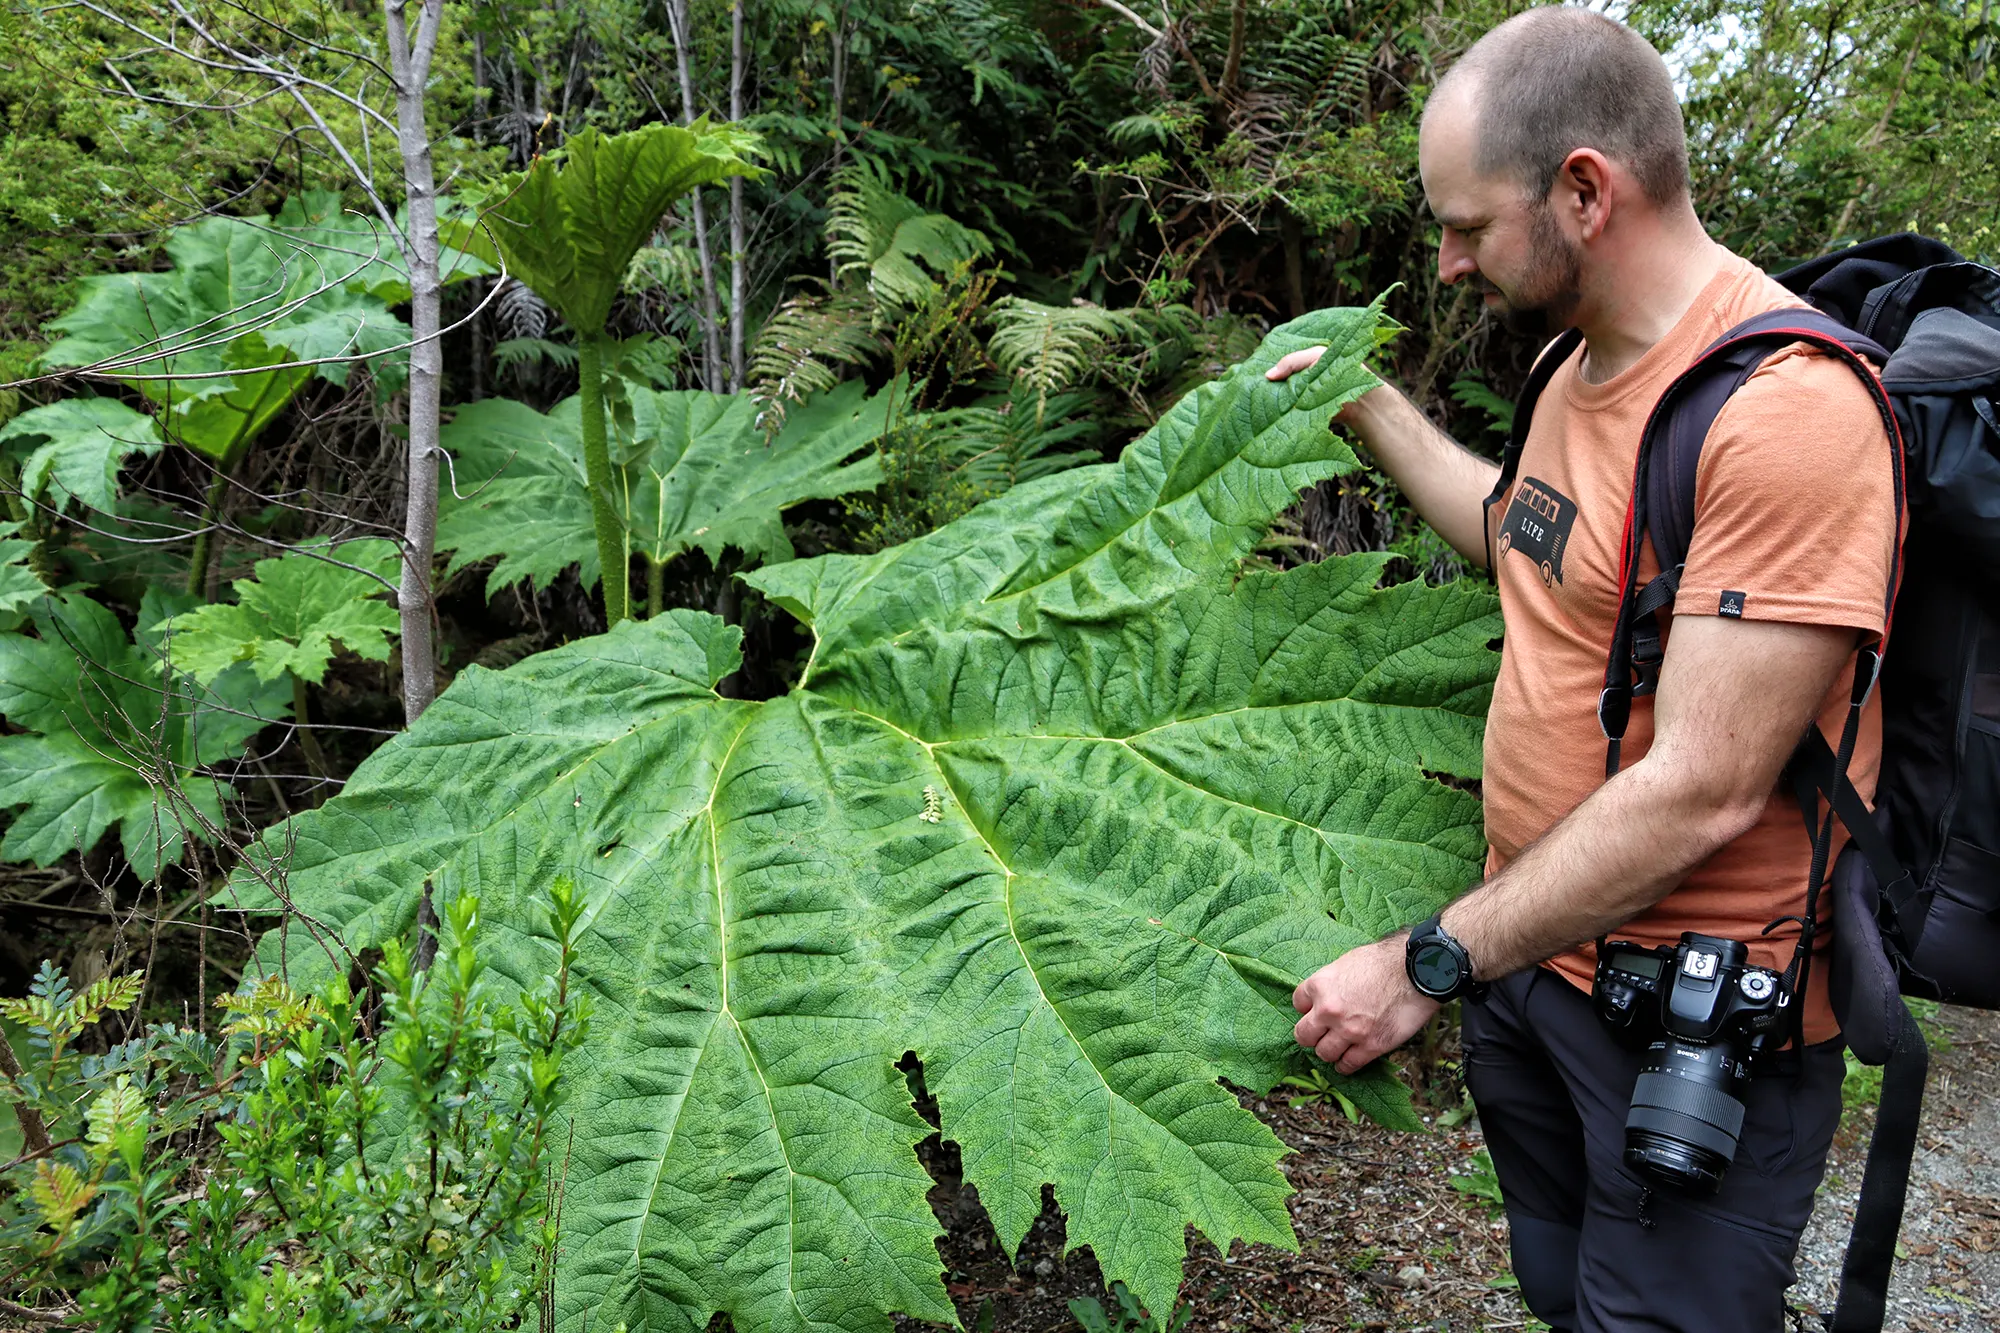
[384, 0, 448, 723]
[667, 0, 725, 391]
[728, 0, 748, 390]
[829, 11, 848, 283]
[1281, 212, 1307, 319]
[578, 336, 630, 623]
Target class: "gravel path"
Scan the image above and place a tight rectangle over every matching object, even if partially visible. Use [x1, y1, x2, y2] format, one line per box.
[1791, 1004, 2000, 1332]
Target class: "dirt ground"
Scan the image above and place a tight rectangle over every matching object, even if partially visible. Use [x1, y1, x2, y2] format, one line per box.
[906, 1006, 2000, 1333]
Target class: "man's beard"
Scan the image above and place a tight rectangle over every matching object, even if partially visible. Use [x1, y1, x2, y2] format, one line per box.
[1480, 204, 1583, 338]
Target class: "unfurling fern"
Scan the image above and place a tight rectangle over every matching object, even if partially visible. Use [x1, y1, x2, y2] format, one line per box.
[826, 159, 992, 311]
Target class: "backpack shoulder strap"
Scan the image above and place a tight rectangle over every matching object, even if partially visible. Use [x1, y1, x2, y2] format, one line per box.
[1641, 308, 1893, 578]
[1483, 328, 1584, 576]
[1597, 309, 1904, 763]
[1833, 1001, 1931, 1332]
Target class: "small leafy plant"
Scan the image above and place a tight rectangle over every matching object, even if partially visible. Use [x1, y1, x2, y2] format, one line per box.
[0, 590, 286, 877]
[1449, 1148, 1507, 1220]
[0, 880, 590, 1329]
[0, 521, 49, 631]
[154, 538, 401, 773]
[1280, 1066, 1363, 1121]
[0, 397, 165, 518]
[1068, 1283, 1193, 1333]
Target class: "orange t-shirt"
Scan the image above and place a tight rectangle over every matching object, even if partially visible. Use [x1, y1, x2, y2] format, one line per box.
[1482, 251, 1899, 1045]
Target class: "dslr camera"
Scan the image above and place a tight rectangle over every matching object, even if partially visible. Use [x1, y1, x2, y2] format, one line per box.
[1592, 931, 1790, 1196]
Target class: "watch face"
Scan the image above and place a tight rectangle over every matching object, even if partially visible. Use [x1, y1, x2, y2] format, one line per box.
[1411, 941, 1463, 995]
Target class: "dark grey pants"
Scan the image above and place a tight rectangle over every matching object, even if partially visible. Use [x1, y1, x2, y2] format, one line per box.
[1461, 966, 1846, 1333]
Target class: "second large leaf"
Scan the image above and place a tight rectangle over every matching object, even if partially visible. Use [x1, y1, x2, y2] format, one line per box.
[436, 378, 888, 598]
[230, 303, 1500, 1333]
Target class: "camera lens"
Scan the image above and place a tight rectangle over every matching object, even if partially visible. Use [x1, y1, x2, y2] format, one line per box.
[1623, 1038, 1748, 1196]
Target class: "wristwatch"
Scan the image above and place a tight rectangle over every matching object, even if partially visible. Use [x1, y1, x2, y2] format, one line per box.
[1405, 912, 1488, 1002]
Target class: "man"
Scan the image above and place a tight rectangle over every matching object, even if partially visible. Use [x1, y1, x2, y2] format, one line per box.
[1267, 9, 1897, 1332]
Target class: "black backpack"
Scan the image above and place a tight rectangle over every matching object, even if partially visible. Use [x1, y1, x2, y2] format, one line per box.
[1488, 234, 2000, 1333]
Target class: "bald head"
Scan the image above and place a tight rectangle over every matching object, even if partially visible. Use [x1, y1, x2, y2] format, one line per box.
[1434, 7, 1689, 208]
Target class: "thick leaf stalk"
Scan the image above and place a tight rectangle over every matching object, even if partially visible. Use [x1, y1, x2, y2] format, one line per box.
[185, 466, 232, 597]
[644, 555, 665, 620]
[576, 338, 629, 623]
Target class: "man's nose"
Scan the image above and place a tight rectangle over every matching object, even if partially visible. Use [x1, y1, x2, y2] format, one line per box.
[1437, 230, 1478, 286]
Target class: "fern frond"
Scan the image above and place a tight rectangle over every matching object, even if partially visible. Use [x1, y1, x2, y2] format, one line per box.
[493, 277, 549, 341]
[985, 298, 1152, 398]
[826, 160, 992, 310]
[1107, 114, 1175, 150]
[493, 337, 580, 376]
[747, 286, 885, 421]
[937, 379, 1101, 495]
[1450, 376, 1516, 435]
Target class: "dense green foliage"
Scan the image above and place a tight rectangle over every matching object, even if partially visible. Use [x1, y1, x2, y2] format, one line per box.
[0, 0, 1991, 1324]
[0, 4, 492, 339]
[0, 592, 284, 877]
[230, 303, 1499, 1331]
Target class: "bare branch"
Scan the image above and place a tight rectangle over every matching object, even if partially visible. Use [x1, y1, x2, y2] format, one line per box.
[1098, 0, 1163, 40]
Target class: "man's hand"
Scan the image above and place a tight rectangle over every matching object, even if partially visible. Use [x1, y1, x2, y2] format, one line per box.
[1291, 936, 1442, 1075]
[1265, 346, 1329, 382]
[1266, 347, 1389, 432]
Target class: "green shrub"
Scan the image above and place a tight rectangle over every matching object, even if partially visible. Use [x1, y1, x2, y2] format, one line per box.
[0, 881, 590, 1329]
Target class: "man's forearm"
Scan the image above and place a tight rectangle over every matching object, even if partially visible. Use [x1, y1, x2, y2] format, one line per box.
[1344, 385, 1501, 566]
[1438, 751, 1765, 980]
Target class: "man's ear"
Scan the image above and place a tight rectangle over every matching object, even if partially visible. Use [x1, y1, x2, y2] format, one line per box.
[1556, 148, 1616, 242]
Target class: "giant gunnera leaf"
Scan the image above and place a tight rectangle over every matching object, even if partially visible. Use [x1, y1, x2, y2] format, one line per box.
[0, 592, 287, 877]
[228, 301, 1500, 1333]
[436, 379, 888, 599]
[39, 205, 411, 464]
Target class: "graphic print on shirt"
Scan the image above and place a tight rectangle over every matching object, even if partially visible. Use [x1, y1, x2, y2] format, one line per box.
[1495, 475, 1579, 588]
